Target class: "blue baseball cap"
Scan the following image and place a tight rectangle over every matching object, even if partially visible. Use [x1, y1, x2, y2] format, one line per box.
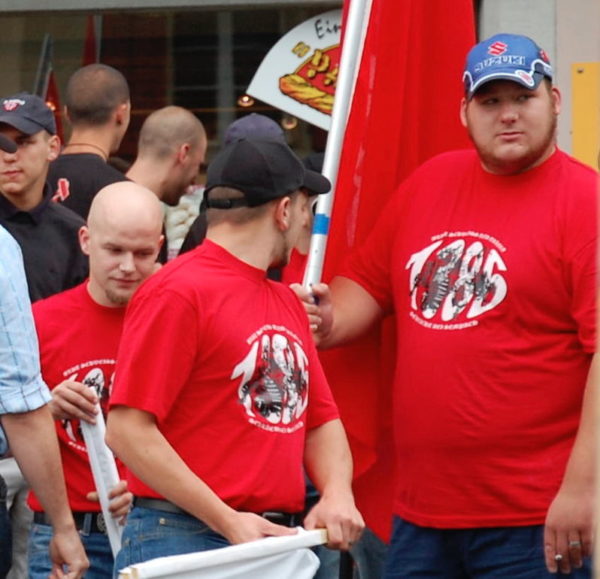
[0, 92, 57, 135]
[463, 33, 553, 99]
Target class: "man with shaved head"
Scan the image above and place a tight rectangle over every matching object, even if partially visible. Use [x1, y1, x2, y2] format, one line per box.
[126, 106, 207, 262]
[48, 64, 131, 219]
[28, 182, 164, 578]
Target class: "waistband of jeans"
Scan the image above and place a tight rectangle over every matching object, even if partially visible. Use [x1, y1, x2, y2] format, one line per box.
[134, 497, 303, 527]
[33, 510, 107, 534]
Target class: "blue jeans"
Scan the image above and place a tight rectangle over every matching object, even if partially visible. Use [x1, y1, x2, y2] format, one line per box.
[29, 521, 114, 579]
[352, 526, 388, 579]
[113, 506, 230, 578]
[383, 517, 592, 578]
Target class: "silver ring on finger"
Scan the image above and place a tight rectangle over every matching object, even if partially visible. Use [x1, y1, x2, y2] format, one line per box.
[569, 540, 582, 549]
[554, 554, 563, 562]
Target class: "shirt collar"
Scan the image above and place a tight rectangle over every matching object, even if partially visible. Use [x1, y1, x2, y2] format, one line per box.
[0, 183, 53, 224]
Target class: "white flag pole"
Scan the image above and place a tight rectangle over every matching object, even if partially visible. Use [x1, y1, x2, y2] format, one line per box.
[303, 0, 374, 288]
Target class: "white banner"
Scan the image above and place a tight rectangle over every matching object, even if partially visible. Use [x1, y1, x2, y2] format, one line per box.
[247, 10, 342, 130]
[118, 528, 327, 579]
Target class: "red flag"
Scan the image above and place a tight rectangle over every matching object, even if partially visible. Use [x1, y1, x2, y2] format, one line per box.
[45, 69, 63, 141]
[82, 15, 101, 66]
[33, 34, 63, 141]
[321, 0, 476, 542]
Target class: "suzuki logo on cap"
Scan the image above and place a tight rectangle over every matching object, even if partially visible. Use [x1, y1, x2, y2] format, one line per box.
[2, 99, 26, 112]
[488, 41, 508, 56]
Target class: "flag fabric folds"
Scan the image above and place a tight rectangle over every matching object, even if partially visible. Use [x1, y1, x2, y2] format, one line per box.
[118, 529, 325, 579]
[320, 0, 476, 542]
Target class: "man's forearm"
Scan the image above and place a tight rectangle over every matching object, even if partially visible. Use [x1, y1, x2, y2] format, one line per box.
[559, 353, 597, 492]
[1, 405, 75, 531]
[106, 406, 237, 535]
[304, 419, 354, 496]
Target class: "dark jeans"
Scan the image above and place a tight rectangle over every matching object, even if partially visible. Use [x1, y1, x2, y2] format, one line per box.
[0, 475, 11, 578]
[383, 516, 591, 578]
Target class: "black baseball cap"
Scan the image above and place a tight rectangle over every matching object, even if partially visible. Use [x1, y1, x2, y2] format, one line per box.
[0, 134, 16, 154]
[224, 113, 286, 146]
[0, 92, 57, 135]
[204, 138, 330, 209]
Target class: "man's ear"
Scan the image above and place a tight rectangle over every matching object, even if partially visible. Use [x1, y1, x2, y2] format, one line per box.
[274, 196, 292, 231]
[551, 86, 561, 116]
[78, 225, 91, 256]
[48, 135, 61, 161]
[115, 101, 130, 127]
[459, 97, 468, 128]
[177, 143, 190, 165]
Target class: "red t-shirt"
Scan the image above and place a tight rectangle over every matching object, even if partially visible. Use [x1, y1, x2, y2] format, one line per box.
[281, 248, 308, 286]
[29, 283, 126, 512]
[343, 149, 597, 528]
[110, 240, 339, 514]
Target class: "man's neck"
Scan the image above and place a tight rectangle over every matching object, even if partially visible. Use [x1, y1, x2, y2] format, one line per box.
[1, 187, 44, 212]
[206, 225, 277, 272]
[126, 160, 167, 200]
[64, 128, 114, 159]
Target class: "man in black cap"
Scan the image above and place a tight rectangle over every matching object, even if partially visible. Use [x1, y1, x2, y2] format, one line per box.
[0, 92, 88, 302]
[106, 138, 364, 571]
[0, 92, 89, 579]
[178, 113, 287, 255]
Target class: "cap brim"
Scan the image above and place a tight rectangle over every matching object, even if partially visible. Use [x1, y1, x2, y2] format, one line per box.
[468, 70, 546, 99]
[0, 115, 41, 136]
[303, 169, 330, 195]
[0, 133, 17, 153]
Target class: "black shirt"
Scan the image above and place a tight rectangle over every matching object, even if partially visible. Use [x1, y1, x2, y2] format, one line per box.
[0, 185, 89, 302]
[178, 212, 208, 256]
[47, 153, 128, 219]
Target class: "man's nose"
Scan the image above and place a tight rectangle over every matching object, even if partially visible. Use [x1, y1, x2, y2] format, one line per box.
[119, 253, 135, 273]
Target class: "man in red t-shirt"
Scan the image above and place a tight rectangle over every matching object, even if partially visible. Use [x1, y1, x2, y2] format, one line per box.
[297, 34, 598, 578]
[29, 181, 164, 578]
[106, 138, 364, 572]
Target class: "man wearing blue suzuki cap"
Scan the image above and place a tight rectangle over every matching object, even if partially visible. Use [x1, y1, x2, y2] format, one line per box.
[295, 33, 597, 577]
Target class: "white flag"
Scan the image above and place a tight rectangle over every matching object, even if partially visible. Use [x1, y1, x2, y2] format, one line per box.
[118, 528, 326, 579]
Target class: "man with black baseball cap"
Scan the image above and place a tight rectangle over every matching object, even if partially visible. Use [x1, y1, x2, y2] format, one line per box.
[178, 113, 291, 255]
[0, 92, 88, 578]
[0, 92, 88, 301]
[106, 137, 363, 572]
[203, 138, 329, 209]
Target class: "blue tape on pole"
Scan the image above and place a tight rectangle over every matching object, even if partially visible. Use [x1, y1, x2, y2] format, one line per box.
[312, 214, 330, 235]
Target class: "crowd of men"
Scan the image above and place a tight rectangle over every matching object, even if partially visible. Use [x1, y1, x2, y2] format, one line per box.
[0, 31, 598, 579]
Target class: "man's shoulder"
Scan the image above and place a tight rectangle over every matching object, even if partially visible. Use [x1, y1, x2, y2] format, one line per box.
[555, 149, 599, 181]
[44, 199, 86, 228]
[33, 283, 84, 318]
[48, 154, 128, 188]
